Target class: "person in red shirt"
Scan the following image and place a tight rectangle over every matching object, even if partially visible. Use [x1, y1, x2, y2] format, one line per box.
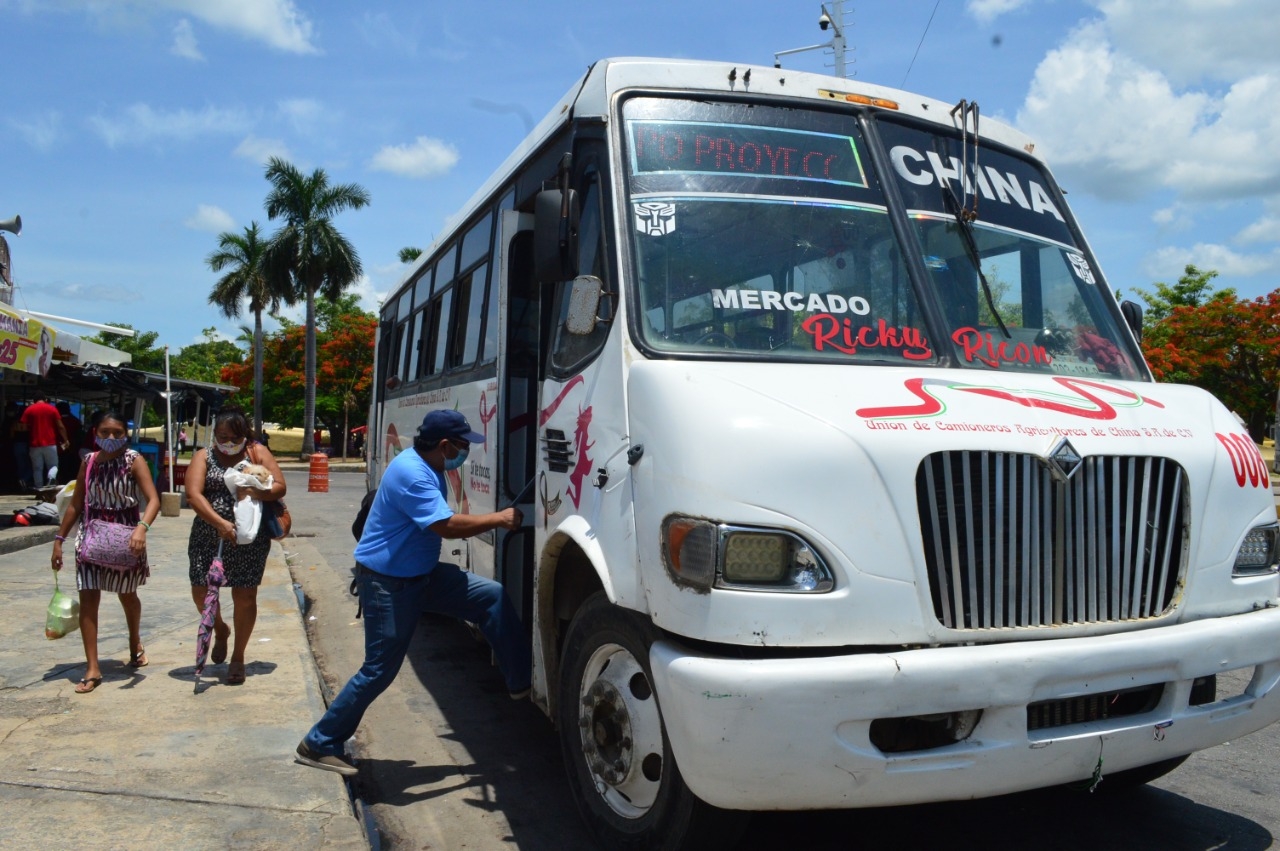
[20, 391, 69, 488]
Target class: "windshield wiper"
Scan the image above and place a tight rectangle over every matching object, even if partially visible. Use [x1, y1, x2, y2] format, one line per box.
[938, 99, 1009, 339]
[942, 187, 1010, 339]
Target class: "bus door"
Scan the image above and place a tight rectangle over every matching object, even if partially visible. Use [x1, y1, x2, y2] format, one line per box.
[495, 210, 540, 625]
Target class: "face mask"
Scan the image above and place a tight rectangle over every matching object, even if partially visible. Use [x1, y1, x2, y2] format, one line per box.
[216, 439, 246, 455]
[444, 445, 469, 472]
[96, 436, 129, 453]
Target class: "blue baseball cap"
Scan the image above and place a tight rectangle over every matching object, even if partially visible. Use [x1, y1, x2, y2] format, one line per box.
[418, 409, 485, 444]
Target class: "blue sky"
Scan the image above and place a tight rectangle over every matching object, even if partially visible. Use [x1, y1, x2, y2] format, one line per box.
[3, 0, 1279, 352]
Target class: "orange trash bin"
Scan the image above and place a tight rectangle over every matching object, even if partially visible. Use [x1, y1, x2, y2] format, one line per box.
[308, 452, 329, 493]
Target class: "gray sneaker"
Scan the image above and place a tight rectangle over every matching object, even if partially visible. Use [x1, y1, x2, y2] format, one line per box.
[295, 742, 357, 777]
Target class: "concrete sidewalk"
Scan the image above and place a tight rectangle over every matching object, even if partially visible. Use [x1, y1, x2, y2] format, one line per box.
[0, 504, 368, 848]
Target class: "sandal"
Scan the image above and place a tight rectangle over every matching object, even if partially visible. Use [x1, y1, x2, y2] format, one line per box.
[75, 676, 103, 694]
[129, 647, 149, 668]
[226, 663, 246, 685]
[211, 625, 230, 665]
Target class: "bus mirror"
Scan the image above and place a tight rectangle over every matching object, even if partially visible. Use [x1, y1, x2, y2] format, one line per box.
[565, 276, 605, 335]
[534, 188, 580, 283]
[1120, 299, 1143, 342]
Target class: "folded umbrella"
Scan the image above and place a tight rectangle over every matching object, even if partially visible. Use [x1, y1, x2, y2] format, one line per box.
[194, 541, 226, 691]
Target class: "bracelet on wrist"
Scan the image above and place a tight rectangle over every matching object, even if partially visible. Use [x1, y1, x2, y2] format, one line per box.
[54, 534, 66, 542]
[139, 520, 151, 531]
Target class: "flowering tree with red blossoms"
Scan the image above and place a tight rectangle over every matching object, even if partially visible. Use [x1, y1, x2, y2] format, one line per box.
[221, 296, 374, 451]
[1143, 286, 1280, 441]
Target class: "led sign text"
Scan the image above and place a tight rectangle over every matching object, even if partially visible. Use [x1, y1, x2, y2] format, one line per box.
[631, 121, 865, 187]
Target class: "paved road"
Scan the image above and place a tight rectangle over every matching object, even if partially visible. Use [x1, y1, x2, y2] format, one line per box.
[286, 473, 1280, 851]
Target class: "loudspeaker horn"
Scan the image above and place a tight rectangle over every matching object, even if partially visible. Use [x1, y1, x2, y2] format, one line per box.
[0, 215, 20, 236]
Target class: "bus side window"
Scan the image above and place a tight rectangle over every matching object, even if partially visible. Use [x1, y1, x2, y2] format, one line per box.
[450, 262, 489, 368]
[550, 170, 610, 375]
[428, 289, 454, 376]
[395, 290, 414, 382]
[450, 211, 495, 368]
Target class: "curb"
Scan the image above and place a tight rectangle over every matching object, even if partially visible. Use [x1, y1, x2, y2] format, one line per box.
[0, 527, 55, 555]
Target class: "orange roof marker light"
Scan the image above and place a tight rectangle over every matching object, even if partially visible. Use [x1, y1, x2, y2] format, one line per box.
[817, 88, 900, 110]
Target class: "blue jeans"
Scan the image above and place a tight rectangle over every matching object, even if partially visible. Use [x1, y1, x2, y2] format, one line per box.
[29, 444, 58, 487]
[303, 563, 532, 756]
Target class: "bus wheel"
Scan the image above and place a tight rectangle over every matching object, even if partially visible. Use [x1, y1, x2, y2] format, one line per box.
[558, 592, 746, 851]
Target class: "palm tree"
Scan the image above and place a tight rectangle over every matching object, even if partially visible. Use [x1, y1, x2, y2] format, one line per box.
[398, 247, 422, 263]
[206, 221, 288, 435]
[234, 324, 256, 353]
[260, 157, 370, 457]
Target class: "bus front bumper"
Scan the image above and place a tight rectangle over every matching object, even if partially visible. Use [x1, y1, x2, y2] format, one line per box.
[648, 606, 1280, 810]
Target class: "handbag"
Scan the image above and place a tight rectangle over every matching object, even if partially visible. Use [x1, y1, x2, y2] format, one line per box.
[249, 444, 290, 540]
[78, 452, 142, 571]
[269, 500, 291, 539]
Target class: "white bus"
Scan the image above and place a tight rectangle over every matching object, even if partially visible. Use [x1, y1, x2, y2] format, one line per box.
[368, 57, 1280, 849]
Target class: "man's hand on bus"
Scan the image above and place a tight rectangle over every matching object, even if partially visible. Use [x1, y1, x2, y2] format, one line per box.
[431, 506, 523, 539]
[497, 506, 522, 531]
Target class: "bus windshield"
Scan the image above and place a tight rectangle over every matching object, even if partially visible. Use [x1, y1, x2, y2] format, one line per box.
[623, 97, 1142, 379]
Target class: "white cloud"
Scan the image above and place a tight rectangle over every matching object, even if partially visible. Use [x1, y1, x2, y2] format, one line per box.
[1236, 215, 1280, 246]
[966, 0, 1031, 24]
[1017, 23, 1280, 204]
[346, 273, 389, 313]
[185, 204, 236, 233]
[24, 0, 318, 54]
[1151, 203, 1193, 232]
[43, 280, 144, 304]
[1144, 243, 1280, 280]
[277, 98, 326, 133]
[171, 18, 202, 60]
[368, 137, 458, 179]
[9, 111, 62, 150]
[89, 103, 251, 147]
[234, 135, 292, 164]
[358, 11, 417, 55]
[1092, 0, 1280, 87]
[169, 0, 317, 54]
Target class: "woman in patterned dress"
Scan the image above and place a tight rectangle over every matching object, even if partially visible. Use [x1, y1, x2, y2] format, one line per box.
[185, 408, 286, 685]
[50, 411, 161, 694]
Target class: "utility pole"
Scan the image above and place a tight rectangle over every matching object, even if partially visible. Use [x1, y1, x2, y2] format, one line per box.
[774, 1, 851, 78]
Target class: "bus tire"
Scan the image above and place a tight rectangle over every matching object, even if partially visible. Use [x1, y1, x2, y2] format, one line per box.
[558, 592, 746, 851]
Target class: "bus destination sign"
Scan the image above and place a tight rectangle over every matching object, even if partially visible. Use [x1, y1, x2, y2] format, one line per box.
[629, 120, 866, 188]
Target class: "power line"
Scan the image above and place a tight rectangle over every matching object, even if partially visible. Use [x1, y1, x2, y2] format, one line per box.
[901, 0, 942, 89]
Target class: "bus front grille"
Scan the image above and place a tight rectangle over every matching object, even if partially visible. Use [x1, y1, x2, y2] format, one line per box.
[916, 452, 1188, 630]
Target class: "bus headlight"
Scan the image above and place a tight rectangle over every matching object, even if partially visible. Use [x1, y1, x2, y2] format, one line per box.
[661, 516, 834, 593]
[1233, 522, 1279, 576]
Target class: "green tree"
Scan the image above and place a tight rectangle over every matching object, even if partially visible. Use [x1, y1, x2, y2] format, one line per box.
[1133, 264, 1233, 338]
[398, 247, 422, 263]
[172, 327, 244, 384]
[84, 324, 166, 373]
[261, 157, 370, 457]
[206, 221, 290, 435]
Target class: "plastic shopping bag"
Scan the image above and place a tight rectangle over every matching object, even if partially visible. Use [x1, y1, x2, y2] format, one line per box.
[45, 572, 80, 640]
[224, 462, 273, 545]
[54, 481, 76, 519]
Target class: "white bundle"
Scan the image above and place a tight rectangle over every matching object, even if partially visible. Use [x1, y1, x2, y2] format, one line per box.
[223, 461, 274, 544]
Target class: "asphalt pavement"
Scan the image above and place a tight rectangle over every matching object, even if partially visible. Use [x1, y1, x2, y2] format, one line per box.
[0, 462, 370, 850]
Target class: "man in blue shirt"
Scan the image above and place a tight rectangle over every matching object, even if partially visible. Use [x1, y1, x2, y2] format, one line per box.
[296, 410, 529, 776]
